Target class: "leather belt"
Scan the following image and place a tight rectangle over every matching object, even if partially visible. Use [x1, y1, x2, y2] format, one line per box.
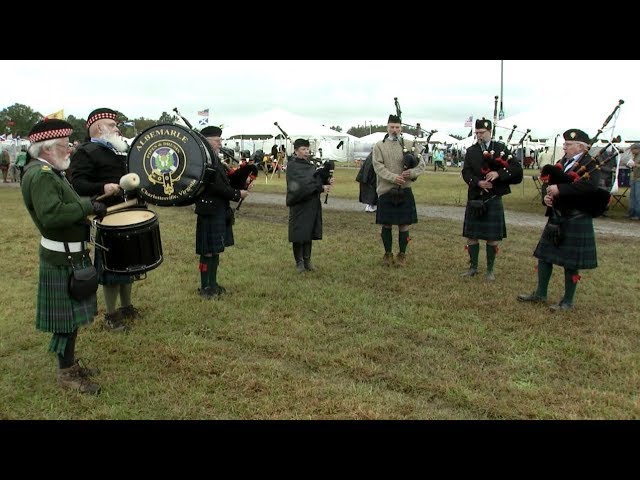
[40, 237, 85, 253]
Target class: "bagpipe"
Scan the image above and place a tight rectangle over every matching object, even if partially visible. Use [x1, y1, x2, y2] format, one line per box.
[313, 160, 335, 204]
[538, 99, 624, 218]
[393, 97, 419, 170]
[228, 162, 258, 190]
[539, 136, 621, 218]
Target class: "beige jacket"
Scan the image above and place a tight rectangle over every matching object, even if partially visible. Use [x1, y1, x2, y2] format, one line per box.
[372, 136, 426, 196]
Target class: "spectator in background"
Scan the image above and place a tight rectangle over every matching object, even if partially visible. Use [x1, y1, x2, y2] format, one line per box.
[1, 148, 9, 182]
[15, 145, 29, 183]
[356, 149, 377, 212]
[626, 143, 640, 220]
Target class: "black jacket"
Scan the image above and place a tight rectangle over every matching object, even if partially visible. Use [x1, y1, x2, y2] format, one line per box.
[70, 142, 127, 207]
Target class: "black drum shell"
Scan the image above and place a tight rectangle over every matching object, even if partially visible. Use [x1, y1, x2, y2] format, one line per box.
[96, 208, 163, 274]
[127, 124, 216, 206]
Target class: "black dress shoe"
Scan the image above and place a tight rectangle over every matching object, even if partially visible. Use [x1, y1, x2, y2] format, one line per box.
[549, 302, 572, 312]
[517, 292, 547, 303]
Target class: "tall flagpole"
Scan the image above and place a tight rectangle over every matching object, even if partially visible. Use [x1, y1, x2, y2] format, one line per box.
[499, 60, 505, 121]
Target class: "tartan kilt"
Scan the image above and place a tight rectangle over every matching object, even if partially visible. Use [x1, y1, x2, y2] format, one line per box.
[93, 245, 135, 285]
[196, 214, 234, 255]
[462, 196, 507, 240]
[533, 215, 597, 270]
[35, 256, 97, 333]
[376, 188, 418, 225]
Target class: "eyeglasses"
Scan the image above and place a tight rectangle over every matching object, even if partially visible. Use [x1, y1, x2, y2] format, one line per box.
[53, 142, 71, 150]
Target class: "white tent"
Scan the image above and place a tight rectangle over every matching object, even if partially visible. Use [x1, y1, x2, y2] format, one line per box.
[222, 108, 355, 161]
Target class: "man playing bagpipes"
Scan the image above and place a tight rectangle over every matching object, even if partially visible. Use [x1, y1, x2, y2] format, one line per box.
[372, 114, 426, 267]
[286, 138, 334, 273]
[518, 128, 608, 312]
[461, 118, 523, 281]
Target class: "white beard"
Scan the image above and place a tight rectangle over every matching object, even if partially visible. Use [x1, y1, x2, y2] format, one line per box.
[102, 132, 129, 153]
[59, 157, 71, 171]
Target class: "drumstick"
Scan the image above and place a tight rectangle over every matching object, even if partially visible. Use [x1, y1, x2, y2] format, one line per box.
[88, 198, 139, 221]
[94, 173, 141, 201]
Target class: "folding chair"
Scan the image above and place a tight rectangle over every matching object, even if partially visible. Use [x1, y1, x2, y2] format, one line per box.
[531, 175, 543, 202]
[610, 187, 629, 211]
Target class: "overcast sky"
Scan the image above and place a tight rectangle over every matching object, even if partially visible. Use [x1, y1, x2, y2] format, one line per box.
[3, 60, 640, 139]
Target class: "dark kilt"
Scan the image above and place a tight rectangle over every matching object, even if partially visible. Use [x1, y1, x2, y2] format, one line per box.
[196, 214, 234, 255]
[36, 256, 97, 334]
[376, 188, 418, 225]
[533, 215, 597, 270]
[462, 196, 506, 241]
[94, 245, 135, 285]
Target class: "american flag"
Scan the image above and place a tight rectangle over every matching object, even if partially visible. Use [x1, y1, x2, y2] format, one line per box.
[464, 115, 473, 128]
[198, 109, 209, 116]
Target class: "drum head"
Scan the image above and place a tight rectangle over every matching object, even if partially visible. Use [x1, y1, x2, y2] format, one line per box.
[127, 124, 215, 206]
[99, 209, 156, 227]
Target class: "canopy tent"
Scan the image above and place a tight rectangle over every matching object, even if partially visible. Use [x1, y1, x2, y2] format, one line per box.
[495, 98, 633, 143]
[221, 108, 355, 161]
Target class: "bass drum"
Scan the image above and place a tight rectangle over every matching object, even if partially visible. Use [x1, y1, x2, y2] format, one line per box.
[96, 208, 163, 274]
[127, 123, 217, 206]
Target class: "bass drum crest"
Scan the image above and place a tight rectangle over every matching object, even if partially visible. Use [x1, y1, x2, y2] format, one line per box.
[127, 124, 217, 206]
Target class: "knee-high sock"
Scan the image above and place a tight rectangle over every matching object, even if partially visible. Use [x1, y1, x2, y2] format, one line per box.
[399, 230, 410, 253]
[466, 243, 480, 269]
[302, 241, 312, 260]
[292, 242, 303, 263]
[486, 244, 498, 272]
[535, 260, 553, 298]
[119, 283, 132, 307]
[207, 254, 219, 288]
[562, 268, 579, 305]
[199, 255, 210, 289]
[103, 285, 119, 314]
[57, 330, 77, 369]
[381, 227, 393, 253]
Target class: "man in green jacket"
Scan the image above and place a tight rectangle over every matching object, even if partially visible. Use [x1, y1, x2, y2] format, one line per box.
[21, 119, 107, 395]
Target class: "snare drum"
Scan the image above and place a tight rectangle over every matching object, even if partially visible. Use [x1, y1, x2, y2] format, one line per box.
[96, 208, 163, 274]
[127, 123, 217, 206]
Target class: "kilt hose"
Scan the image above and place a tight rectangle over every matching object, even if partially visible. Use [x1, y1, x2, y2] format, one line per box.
[462, 195, 506, 241]
[376, 188, 418, 225]
[533, 214, 597, 270]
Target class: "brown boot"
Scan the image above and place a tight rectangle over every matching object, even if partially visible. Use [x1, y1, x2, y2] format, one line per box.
[58, 364, 101, 395]
[382, 253, 394, 267]
[75, 358, 101, 377]
[395, 252, 407, 267]
[104, 311, 128, 332]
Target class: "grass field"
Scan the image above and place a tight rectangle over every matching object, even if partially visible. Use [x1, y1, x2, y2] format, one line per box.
[1, 166, 638, 419]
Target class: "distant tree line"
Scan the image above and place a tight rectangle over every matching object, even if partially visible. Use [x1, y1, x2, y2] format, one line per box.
[1, 103, 464, 142]
[0, 103, 178, 143]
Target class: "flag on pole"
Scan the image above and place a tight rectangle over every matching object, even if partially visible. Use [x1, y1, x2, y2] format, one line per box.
[198, 109, 209, 117]
[199, 117, 209, 126]
[45, 109, 65, 120]
[123, 121, 135, 127]
[464, 115, 473, 128]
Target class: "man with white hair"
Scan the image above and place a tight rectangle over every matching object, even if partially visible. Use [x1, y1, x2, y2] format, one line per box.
[70, 108, 136, 331]
[21, 119, 107, 395]
[518, 128, 603, 312]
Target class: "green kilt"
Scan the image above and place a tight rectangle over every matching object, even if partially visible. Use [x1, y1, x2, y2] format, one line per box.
[376, 188, 418, 225]
[462, 196, 506, 241]
[36, 255, 97, 334]
[196, 214, 234, 255]
[533, 214, 597, 270]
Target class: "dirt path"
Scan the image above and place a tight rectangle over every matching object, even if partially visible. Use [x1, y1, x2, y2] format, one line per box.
[5, 181, 637, 238]
[245, 192, 640, 239]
